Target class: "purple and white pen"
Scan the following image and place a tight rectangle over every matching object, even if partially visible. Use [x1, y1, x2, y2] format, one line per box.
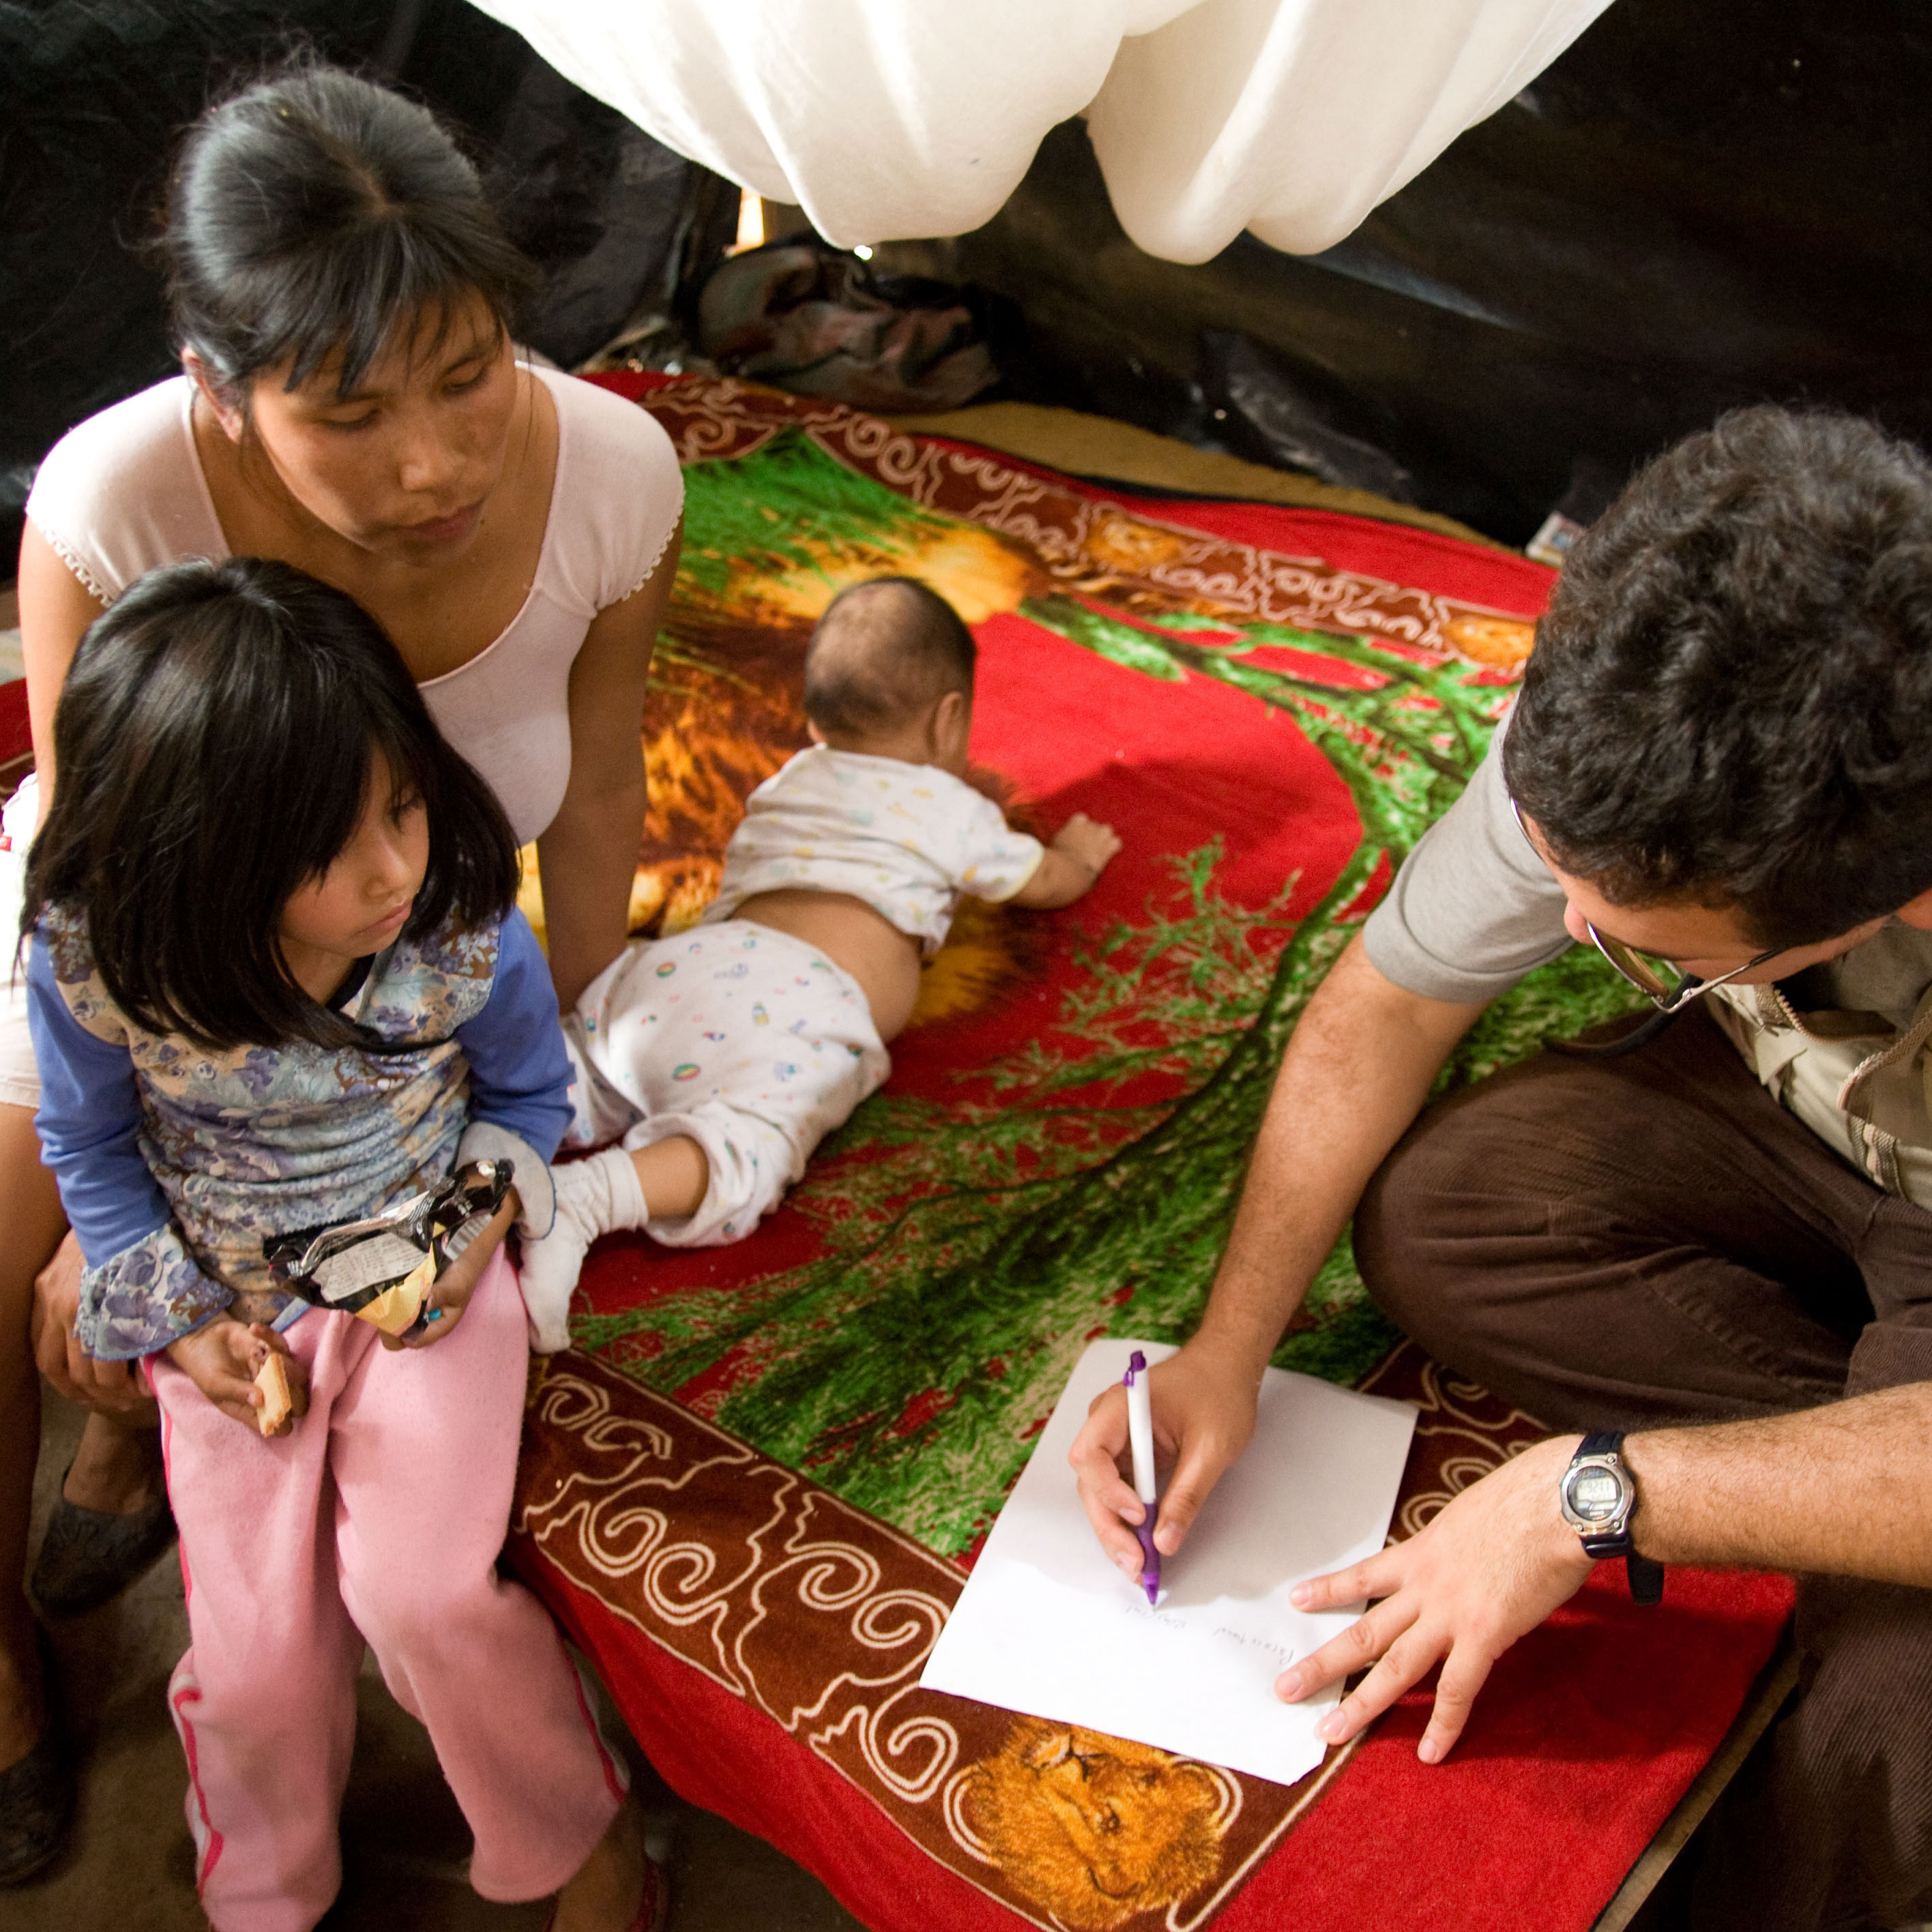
[1124, 1349, 1160, 1605]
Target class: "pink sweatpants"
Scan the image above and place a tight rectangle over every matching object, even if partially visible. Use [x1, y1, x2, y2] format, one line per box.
[149, 1248, 624, 1932]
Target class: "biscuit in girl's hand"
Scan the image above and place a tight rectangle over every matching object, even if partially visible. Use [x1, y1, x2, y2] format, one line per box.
[255, 1351, 293, 1436]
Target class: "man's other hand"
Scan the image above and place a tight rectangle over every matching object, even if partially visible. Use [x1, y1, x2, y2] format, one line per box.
[1276, 1433, 1593, 1763]
[1068, 1337, 1263, 1577]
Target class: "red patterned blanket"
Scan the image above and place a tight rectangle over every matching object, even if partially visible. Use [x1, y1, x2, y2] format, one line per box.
[504, 376, 1791, 1932]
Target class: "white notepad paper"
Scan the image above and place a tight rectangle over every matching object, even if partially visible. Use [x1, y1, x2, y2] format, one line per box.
[920, 1337, 1418, 1786]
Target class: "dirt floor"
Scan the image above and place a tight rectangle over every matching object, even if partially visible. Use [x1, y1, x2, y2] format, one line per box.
[10, 1387, 866, 1931]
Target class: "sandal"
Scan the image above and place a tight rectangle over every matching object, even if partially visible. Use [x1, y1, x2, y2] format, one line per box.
[29, 1471, 175, 1618]
[542, 1851, 670, 1932]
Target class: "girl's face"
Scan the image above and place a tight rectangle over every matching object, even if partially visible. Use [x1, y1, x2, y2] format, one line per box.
[279, 754, 430, 1001]
[195, 289, 521, 566]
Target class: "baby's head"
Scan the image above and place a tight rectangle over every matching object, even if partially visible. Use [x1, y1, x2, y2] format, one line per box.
[25, 556, 518, 1050]
[802, 577, 976, 774]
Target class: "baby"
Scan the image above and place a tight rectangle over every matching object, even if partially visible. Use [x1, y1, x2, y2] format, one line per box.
[520, 576, 1121, 1343]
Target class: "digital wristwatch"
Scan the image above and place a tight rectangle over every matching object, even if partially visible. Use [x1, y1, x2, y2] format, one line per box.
[1558, 1431, 1664, 1605]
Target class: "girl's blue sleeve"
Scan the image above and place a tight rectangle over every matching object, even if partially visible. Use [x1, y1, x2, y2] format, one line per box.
[454, 909, 576, 1237]
[27, 935, 230, 1358]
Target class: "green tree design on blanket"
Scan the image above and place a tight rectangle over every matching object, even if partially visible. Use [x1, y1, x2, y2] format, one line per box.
[577, 436, 1643, 1556]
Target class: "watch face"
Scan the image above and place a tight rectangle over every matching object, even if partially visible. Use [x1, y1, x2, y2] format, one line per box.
[1567, 1467, 1625, 1524]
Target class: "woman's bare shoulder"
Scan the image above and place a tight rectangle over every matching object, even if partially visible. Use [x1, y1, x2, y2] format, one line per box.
[25, 378, 214, 606]
[534, 368, 684, 610]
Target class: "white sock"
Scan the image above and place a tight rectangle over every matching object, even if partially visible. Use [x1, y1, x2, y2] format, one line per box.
[573, 1145, 652, 1234]
[518, 1149, 650, 1353]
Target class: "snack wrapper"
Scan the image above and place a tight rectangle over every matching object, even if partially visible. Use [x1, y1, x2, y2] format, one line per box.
[264, 1160, 513, 1339]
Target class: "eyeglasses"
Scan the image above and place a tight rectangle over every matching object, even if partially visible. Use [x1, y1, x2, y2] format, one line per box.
[1508, 799, 1782, 1012]
[1583, 926, 1783, 1014]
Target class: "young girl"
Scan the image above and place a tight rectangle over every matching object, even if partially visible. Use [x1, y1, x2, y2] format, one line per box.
[22, 557, 661, 1932]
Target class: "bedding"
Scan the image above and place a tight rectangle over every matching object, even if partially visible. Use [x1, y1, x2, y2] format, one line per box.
[231, 372, 1786, 1932]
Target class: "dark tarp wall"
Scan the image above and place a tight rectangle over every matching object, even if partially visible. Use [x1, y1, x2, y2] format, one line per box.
[1, 0, 737, 567]
[878, 0, 1932, 543]
[5, 0, 1929, 558]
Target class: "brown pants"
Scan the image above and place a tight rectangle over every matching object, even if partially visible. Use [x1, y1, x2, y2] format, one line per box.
[1356, 1005, 1932, 1932]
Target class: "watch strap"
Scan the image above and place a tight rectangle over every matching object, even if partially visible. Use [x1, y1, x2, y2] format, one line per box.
[1625, 1552, 1665, 1605]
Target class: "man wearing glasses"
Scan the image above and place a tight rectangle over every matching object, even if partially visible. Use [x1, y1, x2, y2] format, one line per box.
[1072, 405, 1932, 1931]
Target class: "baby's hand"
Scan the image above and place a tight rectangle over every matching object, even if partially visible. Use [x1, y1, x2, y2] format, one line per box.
[1010, 813, 1124, 911]
[1052, 813, 1123, 883]
[165, 1317, 308, 1435]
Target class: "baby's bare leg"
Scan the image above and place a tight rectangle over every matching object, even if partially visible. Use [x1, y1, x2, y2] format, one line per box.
[628, 1137, 709, 1221]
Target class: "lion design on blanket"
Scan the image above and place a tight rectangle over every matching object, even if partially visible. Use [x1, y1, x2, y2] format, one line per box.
[950, 1718, 1232, 1929]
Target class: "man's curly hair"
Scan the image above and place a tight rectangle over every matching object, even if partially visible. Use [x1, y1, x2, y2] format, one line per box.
[1503, 406, 1932, 950]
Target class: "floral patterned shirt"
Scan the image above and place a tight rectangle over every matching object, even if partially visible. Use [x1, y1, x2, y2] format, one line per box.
[27, 907, 572, 1360]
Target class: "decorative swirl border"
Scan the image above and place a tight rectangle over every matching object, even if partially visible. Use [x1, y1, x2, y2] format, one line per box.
[1362, 1343, 1547, 1539]
[512, 1345, 1550, 1931]
[638, 379, 1536, 667]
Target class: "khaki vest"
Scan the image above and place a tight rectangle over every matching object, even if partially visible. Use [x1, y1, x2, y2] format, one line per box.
[1709, 937, 1932, 1208]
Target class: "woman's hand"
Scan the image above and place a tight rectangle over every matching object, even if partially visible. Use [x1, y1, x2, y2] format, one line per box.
[164, 1317, 309, 1434]
[30, 1230, 157, 1420]
[390, 1190, 518, 1351]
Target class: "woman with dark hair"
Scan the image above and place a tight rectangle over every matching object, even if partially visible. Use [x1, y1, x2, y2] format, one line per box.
[3, 63, 682, 1884]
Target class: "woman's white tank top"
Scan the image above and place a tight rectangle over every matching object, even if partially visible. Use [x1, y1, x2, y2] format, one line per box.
[23, 366, 682, 847]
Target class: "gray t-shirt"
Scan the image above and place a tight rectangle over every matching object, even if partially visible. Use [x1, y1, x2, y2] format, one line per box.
[1361, 719, 1572, 1005]
[1362, 716, 1932, 1025]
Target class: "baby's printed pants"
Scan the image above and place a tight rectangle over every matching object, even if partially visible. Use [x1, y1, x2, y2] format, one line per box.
[565, 918, 892, 1244]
